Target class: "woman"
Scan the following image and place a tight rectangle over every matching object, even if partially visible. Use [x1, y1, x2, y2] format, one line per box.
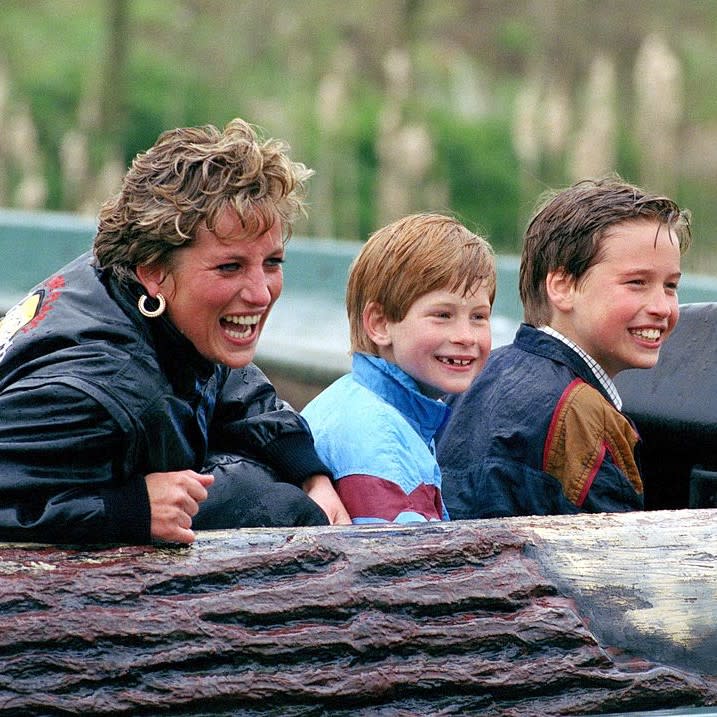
[0, 118, 349, 545]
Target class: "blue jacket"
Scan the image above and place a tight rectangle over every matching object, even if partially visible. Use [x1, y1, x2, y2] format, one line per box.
[302, 353, 450, 524]
[0, 252, 329, 544]
[437, 324, 644, 519]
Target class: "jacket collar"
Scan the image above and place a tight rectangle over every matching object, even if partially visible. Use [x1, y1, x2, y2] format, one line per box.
[514, 323, 616, 406]
[351, 353, 450, 443]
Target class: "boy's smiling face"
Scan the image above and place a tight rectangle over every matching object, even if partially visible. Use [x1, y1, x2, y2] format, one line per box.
[547, 218, 682, 378]
[370, 284, 493, 396]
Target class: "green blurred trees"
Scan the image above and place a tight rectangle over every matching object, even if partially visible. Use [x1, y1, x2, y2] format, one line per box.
[1, 0, 717, 269]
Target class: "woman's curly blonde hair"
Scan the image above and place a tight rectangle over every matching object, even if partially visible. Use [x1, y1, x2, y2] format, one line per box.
[93, 118, 313, 282]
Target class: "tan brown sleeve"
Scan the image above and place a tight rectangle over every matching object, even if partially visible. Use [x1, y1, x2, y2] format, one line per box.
[543, 379, 642, 506]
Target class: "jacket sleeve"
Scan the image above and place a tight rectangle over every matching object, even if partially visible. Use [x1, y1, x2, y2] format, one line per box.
[209, 364, 331, 486]
[542, 380, 644, 512]
[0, 381, 151, 544]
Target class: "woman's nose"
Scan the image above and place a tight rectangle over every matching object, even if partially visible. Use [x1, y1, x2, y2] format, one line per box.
[239, 269, 272, 306]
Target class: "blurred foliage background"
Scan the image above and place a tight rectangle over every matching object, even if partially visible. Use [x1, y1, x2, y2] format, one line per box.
[1, 0, 717, 272]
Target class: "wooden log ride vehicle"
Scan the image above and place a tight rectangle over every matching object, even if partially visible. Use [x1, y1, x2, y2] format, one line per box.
[0, 303, 715, 716]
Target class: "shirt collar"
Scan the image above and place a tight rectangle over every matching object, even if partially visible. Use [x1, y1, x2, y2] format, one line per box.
[538, 326, 622, 410]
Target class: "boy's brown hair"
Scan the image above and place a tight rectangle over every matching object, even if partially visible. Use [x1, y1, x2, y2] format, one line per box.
[347, 213, 496, 355]
[519, 176, 691, 326]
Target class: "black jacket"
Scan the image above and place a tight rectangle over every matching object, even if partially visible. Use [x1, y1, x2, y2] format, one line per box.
[0, 252, 329, 544]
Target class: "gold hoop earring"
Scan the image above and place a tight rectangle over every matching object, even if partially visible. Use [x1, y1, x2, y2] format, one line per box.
[138, 293, 166, 318]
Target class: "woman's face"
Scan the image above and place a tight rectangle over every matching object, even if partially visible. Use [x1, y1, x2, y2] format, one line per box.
[139, 206, 284, 368]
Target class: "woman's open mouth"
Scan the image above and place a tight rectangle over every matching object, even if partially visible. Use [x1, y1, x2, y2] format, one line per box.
[221, 314, 261, 340]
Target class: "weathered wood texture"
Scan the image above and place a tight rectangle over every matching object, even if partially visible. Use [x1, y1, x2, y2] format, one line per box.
[1, 510, 715, 716]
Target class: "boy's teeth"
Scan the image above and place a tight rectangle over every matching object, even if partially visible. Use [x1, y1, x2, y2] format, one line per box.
[631, 328, 660, 341]
[439, 357, 471, 366]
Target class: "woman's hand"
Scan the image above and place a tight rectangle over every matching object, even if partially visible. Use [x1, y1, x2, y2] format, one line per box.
[145, 470, 215, 544]
[302, 474, 351, 525]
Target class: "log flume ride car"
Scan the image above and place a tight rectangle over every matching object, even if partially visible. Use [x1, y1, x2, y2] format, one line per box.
[0, 512, 715, 716]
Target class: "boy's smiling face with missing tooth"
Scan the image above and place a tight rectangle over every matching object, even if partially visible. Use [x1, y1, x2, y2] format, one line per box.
[369, 283, 493, 396]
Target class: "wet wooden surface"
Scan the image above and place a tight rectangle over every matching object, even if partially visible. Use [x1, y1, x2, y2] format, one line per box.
[0, 509, 715, 715]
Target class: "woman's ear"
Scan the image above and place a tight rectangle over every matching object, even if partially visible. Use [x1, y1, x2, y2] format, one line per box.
[545, 269, 576, 313]
[362, 301, 392, 347]
[135, 263, 168, 297]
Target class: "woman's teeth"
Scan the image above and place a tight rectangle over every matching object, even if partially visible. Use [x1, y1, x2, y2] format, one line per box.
[222, 314, 260, 339]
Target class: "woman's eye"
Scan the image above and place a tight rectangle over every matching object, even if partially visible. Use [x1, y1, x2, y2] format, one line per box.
[266, 257, 285, 268]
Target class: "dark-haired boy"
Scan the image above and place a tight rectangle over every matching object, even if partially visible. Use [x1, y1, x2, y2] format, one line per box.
[438, 176, 691, 518]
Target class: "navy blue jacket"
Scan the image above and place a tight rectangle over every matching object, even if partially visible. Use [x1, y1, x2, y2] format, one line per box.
[437, 324, 644, 519]
[0, 253, 328, 544]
